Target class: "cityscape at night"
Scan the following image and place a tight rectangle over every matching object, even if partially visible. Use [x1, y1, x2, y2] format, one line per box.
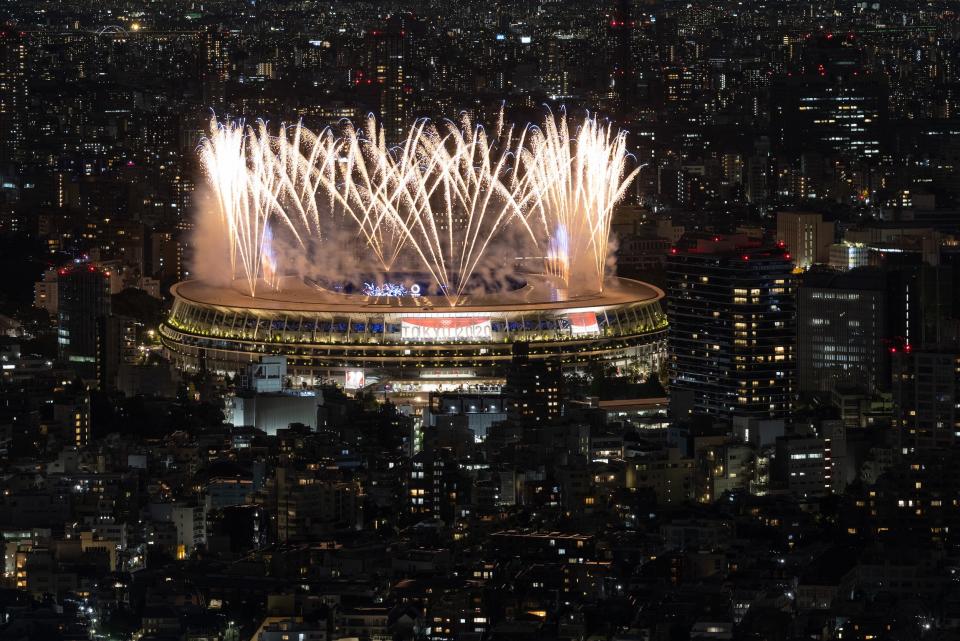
[0, 0, 959, 640]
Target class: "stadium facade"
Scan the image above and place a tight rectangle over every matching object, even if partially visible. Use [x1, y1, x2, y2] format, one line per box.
[161, 275, 667, 389]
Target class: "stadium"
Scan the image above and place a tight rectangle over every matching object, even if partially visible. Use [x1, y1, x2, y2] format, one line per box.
[162, 112, 670, 389]
[160, 274, 667, 389]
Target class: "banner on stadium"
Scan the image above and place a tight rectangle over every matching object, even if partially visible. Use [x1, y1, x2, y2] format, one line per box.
[401, 317, 492, 341]
[568, 311, 600, 336]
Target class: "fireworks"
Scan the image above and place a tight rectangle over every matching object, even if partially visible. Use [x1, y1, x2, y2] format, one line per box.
[198, 110, 641, 304]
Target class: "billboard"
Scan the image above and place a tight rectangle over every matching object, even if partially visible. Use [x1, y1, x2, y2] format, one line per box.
[568, 311, 600, 336]
[401, 317, 492, 341]
[344, 369, 365, 389]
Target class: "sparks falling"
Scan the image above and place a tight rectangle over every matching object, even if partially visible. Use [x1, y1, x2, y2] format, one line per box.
[197, 110, 641, 305]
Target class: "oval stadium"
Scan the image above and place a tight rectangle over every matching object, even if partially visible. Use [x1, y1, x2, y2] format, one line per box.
[160, 274, 667, 390]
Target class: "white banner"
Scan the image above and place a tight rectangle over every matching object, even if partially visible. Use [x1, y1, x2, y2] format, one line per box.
[401, 317, 492, 341]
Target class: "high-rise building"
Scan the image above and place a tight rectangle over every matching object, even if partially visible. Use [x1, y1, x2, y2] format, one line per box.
[745, 155, 770, 204]
[201, 31, 230, 109]
[893, 349, 960, 451]
[605, 0, 637, 105]
[797, 268, 888, 394]
[364, 15, 418, 144]
[57, 263, 111, 380]
[771, 36, 887, 163]
[0, 31, 28, 163]
[100, 315, 139, 392]
[667, 236, 796, 421]
[776, 211, 834, 270]
[408, 448, 467, 522]
[503, 343, 565, 424]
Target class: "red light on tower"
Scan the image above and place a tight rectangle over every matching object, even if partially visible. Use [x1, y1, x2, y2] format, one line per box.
[742, 254, 750, 261]
[784, 253, 791, 260]
[670, 247, 678, 255]
[776, 240, 785, 248]
[889, 347, 897, 354]
[904, 344, 912, 353]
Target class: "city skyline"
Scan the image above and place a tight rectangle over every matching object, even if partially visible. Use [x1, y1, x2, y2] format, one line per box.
[0, 1, 959, 641]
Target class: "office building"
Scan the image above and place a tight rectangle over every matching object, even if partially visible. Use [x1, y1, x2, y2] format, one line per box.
[828, 242, 870, 271]
[771, 35, 887, 163]
[797, 268, 887, 393]
[776, 211, 834, 270]
[57, 264, 111, 381]
[773, 435, 830, 497]
[893, 349, 960, 451]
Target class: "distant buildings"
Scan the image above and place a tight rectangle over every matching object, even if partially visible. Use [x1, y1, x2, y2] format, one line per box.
[771, 35, 887, 163]
[0, 31, 28, 163]
[363, 15, 418, 144]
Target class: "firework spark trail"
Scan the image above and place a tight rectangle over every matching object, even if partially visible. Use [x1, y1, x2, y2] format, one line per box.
[521, 111, 642, 293]
[377, 114, 539, 304]
[197, 110, 640, 304]
[199, 118, 315, 296]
